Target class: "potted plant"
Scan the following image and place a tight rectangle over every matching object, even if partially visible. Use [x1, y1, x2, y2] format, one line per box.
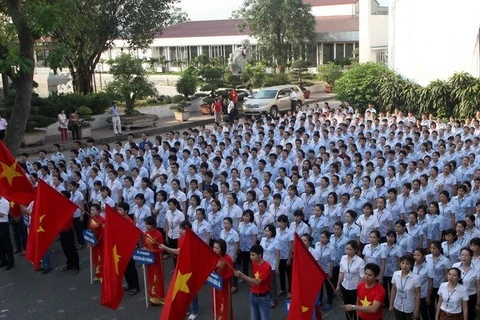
[22, 115, 55, 146]
[290, 60, 315, 98]
[170, 101, 190, 122]
[77, 106, 94, 138]
[317, 62, 343, 93]
[198, 66, 226, 115]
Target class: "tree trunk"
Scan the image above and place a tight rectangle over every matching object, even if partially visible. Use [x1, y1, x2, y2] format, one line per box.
[3, 0, 36, 156]
[72, 66, 94, 94]
[1, 73, 9, 97]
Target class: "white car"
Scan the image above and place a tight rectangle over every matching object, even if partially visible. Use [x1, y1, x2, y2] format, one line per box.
[242, 85, 305, 117]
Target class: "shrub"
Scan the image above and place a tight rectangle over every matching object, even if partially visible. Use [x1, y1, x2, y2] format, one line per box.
[171, 95, 186, 103]
[317, 62, 343, 85]
[176, 73, 198, 98]
[263, 74, 290, 87]
[334, 62, 391, 111]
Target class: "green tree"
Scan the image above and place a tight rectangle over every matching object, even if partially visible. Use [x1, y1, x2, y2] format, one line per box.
[48, 0, 173, 94]
[290, 59, 314, 88]
[334, 62, 391, 111]
[105, 54, 157, 116]
[165, 7, 190, 26]
[176, 73, 198, 99]
[0, 0, 65, 154]
[235, 0, 316, 73]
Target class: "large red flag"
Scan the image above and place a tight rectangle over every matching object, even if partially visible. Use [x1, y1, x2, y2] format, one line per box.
[25, 180, 78, 269]
[101, 205, 142, 310]
[0, 141, 35, 205]
[288, 233, 327, 320]
[160, 228, 220, 320]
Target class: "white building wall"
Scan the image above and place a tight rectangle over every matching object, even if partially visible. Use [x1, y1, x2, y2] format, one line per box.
[311, 4, 355, 17]
[359, 0, 389, 63]
[388, 0, 480, 85]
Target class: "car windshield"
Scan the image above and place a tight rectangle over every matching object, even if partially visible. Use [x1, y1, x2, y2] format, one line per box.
[254, 89, 277, 99]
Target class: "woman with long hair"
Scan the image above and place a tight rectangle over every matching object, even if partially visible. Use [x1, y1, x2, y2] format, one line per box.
[143, 216, 165, 306]
[427, 240, 451, 320]
[275, 214, 293, 299]
[413, 248, 433, 320]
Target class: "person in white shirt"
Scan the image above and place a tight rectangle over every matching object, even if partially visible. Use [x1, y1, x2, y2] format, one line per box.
[288, 210, 310, 237]
[69, 181, 85, 250]
[260, 224, 280, 307]
[164, 198, 186, 267]
[131, 193, 151, 232]
[335, 240, 365, 320]
[192, 208, 211, 244]
[356, 202, 379, 251]
[0, 195, 14, 269]
[435, 267, 469, 320]
[275, 214, 293, 299]
[220, 217, 240, 293]
[452, 247, 480, 320]
[389, 255, 421, 319]
[105, 170, 122, 205]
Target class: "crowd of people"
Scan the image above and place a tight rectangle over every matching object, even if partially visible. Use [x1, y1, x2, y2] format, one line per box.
[5, 101, 480, 320]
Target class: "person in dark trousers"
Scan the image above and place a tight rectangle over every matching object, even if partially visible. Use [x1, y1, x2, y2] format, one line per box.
[0, 195, 14, 270]
[116, 202, 140, 296]
[60, 191, 80, 275]
[10, 214, 27, 255]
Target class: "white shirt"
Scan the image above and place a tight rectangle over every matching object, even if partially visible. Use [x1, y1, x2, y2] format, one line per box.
[391, 270, 421, 313]
[132, 205, 151, 232]
[437, 282, 469, 314]
[339, 255, 365, 290]
[192, 219, 211, 243]
[452, 262, 479, 296]
[0, 197, 9, 222]
[426, 254, 450, 288]
[362, 243, 386, 267]
[70, 190, 84, 218]
[220, 228, 240, 261]
[356, 214, 380, 244]
[413, 261, 433, 298]
[260, 237, 280, 271]
[166, 209, 185, 239]
[275, 228, 294, 259]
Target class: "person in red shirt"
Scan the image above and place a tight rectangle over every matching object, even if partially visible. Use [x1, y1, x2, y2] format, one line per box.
[344, 262, 385, 320]
[212, 97, 223, 124]
[234, 244, 272, 320]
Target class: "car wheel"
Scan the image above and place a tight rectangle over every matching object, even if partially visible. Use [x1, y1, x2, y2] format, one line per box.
[270, 106, 278, 117]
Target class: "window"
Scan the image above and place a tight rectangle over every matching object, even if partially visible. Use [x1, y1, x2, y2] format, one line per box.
[376, 51, 388, 64]
[322, 43, 334, 63]
[345, 43, 354, 58]
[336, 44, 345, 60]
[225, 45, 233, 59]
[202, 46, 209, 58]
[189, 46, 198, 60]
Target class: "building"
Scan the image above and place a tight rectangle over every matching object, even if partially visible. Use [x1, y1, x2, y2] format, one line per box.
[101, 0, 360, 70]
[387, 0, 480, 85]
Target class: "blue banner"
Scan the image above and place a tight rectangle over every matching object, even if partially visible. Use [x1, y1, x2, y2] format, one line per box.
[285, 299, 291, 314]
[83, 229, 97, 245]
[132, 249, 155, 265]
[206, 271, 223, 290]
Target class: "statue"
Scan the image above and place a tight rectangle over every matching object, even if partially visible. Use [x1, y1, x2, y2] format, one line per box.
[228, 39, 252, 75]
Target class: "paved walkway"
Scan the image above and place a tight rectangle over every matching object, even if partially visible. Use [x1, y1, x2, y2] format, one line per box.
[19, 92, 337, 156]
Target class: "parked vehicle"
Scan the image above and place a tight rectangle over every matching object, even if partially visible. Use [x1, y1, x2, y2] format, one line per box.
[242, 85, 305, 117]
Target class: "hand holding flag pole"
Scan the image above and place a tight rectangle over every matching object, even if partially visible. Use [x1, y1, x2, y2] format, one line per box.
[325, 277, 354, 320]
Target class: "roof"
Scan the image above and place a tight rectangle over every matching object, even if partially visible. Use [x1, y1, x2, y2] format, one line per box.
[155, 19, 249, 38]
[303, 0, 356, 6]
[315, 15, 358, 33]
[156, 16, 358, 39]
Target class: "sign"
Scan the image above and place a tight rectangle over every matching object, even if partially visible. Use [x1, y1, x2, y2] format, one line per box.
[207, 271, 223, 290]
[285, 299, 291, 314]
[132, 249, 155, 265]
[83, 229, 97, 245]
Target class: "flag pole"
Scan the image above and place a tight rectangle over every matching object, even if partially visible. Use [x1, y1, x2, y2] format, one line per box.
[142, 265, 149, 308]
[213, 288, 217, 320]
[89, 246, 93, 285]
[325, 277, 354, 320]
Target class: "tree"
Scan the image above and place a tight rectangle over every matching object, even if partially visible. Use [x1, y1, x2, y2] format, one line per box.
[176, 72, 198, 99]
[235, 0, 316, 73]
[290, 59, 314, 89]
[47, 0, 173, 94]
[105, 54, 157, 116]
[0, 0, 64, 155]
[165, 7, 190, 26]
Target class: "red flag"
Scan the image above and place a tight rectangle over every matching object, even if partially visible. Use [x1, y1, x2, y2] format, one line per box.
[101, 205, 142, 310]
[0, 141, 35, 205]
[160, 228, 220, 320]
[7, 200, 22, 219]
[288, 233, 327, 320]
[25, 180, 78, 269]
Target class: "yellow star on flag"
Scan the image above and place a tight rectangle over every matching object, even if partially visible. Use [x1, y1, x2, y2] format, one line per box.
[172, 271, 192, 300]
[37, 215, 46, 233]
[360, 295, 372, 306]
[0, 162, 23, 186]
[113, 245, 121, 275]
[254, 271, 260, 279]
[301, 306, 309, 312]
[9, 201, 14, 208]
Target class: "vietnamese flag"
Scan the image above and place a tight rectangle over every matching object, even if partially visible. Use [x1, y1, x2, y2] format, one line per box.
[288, 233, 327, 320]
[7, 200, 22, 219]
[160, 228, 220, 320]
[101, 205, 142, 310]
[0, 141, 35, 205]
[25, 180, 79, 269]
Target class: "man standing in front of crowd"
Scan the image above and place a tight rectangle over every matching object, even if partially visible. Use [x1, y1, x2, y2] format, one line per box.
[0, 194, 14, 270]
[234, 244, 272, 320]
[110, 101, 122, 136]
